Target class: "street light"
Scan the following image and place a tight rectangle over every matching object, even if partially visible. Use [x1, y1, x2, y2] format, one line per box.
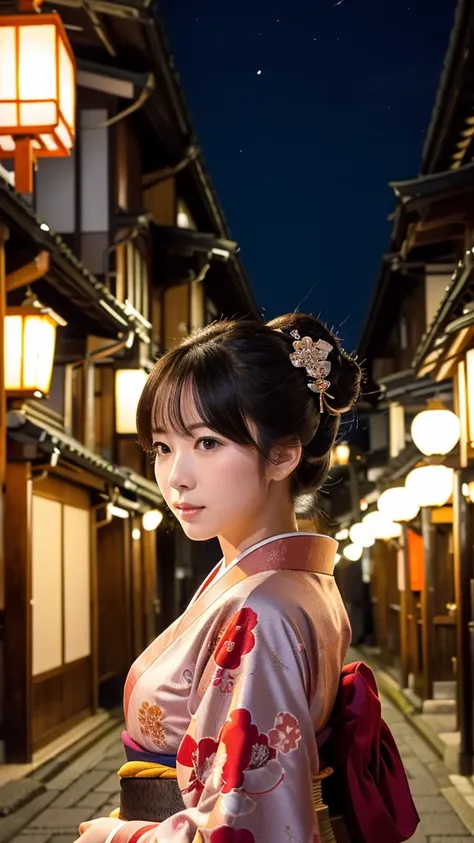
[4, 300, 66, 397]
[0, 1, 76, 193]
[115, 369, 148, 434]
[411, 409, 460, 456]
[377, 487, 419, 522]
[405, 465, 454, 508]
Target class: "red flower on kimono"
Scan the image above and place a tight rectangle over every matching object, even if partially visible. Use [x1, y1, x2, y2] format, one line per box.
[177, 734, 219, 796]
[220, 708, 283, 795]
[214, 608, 258, 671]
[268, 712, 302, 754]
[209, 828, 255, 843]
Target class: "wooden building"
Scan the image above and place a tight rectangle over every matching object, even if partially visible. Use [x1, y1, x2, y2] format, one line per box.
[0, 0, 259, 763]
[333, 0, 474, 773]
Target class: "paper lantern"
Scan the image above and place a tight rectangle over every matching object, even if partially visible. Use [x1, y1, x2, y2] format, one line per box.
[115, 369, 148, 434]
[142, 509, 163, 531]
[0, 8, 76, 192]
[377, 487, 419, 522]
[4, 304, 65, 396]
[362, 511, 402, 540]
[349, 522, 375, 548]
[411, 409, 460, 456]
[405, 465, 454, 508]
[343, 543, 363, 562]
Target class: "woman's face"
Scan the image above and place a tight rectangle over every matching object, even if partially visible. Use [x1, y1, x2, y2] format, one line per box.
[152, 394, 273, 545]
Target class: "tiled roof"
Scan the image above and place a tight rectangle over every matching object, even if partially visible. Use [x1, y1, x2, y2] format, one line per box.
[0, 171, 150, 342]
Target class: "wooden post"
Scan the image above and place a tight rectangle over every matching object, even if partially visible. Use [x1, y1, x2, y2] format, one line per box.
[0, 224, 9, 622]
[421, 507, 436, 701]
[4, 461, 32, 762]
[400, 528, 410, 690]
[453, 469, 474, 775]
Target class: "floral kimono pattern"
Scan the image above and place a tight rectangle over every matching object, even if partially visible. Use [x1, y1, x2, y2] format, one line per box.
[113, 533, 351, 843]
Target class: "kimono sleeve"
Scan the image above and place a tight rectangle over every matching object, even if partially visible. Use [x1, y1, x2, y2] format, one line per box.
[113, 595, 320, 843]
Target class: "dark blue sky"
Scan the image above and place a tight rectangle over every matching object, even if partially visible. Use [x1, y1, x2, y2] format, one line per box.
[159, 0, 456, 350]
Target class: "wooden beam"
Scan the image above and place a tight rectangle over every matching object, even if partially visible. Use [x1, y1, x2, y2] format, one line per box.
[4, 461, 32, 762]
[0, 223, 9, 614]
[5, 250, 50, 293]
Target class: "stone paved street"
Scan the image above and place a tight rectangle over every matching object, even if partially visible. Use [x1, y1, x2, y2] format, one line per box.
[1, 696, 474, 842]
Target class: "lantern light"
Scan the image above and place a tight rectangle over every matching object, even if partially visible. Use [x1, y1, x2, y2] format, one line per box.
[405, 465, 454, 508]
[377, 487, 419, 522]
[362, 511, 402, 540]
[142, 509, 163, 532]
[411, 409, 461, 456]
[334, 553, 341, 565]
[132, 528, 141, 541]
[332, 442, 350, 466]
[107, 503, 129, 520]
[335, 528, 349, 541]
[4, 302, 66, 396]
[349, 522, 375, 548]
[115, 369, 149, 435]
[343, 543, 363, 562]
[0, 2, 76, 193]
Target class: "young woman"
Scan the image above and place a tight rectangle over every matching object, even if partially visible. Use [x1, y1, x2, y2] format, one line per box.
[77, 313, 361, 843]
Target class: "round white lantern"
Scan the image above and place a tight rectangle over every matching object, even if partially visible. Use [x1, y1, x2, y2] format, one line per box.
[349, 522, 375, 548]
[377, 487, 419, 522]
[405, 465, 454, 508]
[411, 409, 460, 456]
[142, 509, 163, 531]
[362, 511, 402, 540]
[343, 543, 363, 562]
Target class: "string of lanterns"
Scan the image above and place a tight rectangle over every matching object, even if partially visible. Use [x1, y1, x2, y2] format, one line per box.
[340, 407, 461, 561]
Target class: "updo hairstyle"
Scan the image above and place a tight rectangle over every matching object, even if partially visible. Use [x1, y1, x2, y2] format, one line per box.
[137, 313, 361, 494]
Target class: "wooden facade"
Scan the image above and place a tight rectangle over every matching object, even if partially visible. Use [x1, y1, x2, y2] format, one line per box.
[0, 1, 258, 763]
[332, 0, 474, 774]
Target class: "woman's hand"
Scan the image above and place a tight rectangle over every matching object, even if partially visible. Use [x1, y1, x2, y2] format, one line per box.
[73, 816, 124, 843]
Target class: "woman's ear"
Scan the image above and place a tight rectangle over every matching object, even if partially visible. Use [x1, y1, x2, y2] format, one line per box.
[268, 440, 302, 482]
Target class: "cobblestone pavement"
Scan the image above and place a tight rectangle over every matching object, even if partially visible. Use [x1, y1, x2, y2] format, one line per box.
[1, 696, 474, 842]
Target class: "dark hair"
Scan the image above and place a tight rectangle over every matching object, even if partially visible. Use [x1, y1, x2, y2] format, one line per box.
[137, 314, 361, 495]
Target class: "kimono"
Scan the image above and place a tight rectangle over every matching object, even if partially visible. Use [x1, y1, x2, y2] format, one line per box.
[111, 532, 351, 843]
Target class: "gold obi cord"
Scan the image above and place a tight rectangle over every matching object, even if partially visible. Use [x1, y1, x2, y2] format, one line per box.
[118, 761, 178, 780]
[112, 760, 183, 823]
[311, 767, 336, 843]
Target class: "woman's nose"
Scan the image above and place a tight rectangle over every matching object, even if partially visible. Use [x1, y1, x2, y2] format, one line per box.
[167, 452, 195, 491]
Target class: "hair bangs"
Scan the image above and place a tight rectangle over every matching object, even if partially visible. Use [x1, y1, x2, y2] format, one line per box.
[136, 341, 259, 451]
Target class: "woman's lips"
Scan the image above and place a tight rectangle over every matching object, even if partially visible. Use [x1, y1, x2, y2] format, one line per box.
[174, 504, 205, 520]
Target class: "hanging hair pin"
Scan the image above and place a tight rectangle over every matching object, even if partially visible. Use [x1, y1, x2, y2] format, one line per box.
[289, 333, 334, 412]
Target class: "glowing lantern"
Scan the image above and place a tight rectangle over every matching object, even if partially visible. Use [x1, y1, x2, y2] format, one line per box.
[343, 544, 363, 562]
[362, 511, 402, 540]
[332, 442, 350, 466]
[377, 487, 419, 522]
[411, 409, 460, 456]
[0, 3, 76, 193]
[405, 465, 454, 508]
[142, 509, 163, 532]
[115, 369, 148, 434]
[349, 522, 375, 548]
[4, 302, 66, 396]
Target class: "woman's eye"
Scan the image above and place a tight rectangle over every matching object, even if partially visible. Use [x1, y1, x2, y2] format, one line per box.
[198, 437, 221, 452]
[153, 442, 171, 456]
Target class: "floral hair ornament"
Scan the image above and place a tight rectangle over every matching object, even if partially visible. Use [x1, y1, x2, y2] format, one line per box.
[289, 329, 334, 412]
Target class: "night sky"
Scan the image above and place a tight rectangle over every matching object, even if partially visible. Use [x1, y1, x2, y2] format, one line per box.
[159, 1, 457, 351]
